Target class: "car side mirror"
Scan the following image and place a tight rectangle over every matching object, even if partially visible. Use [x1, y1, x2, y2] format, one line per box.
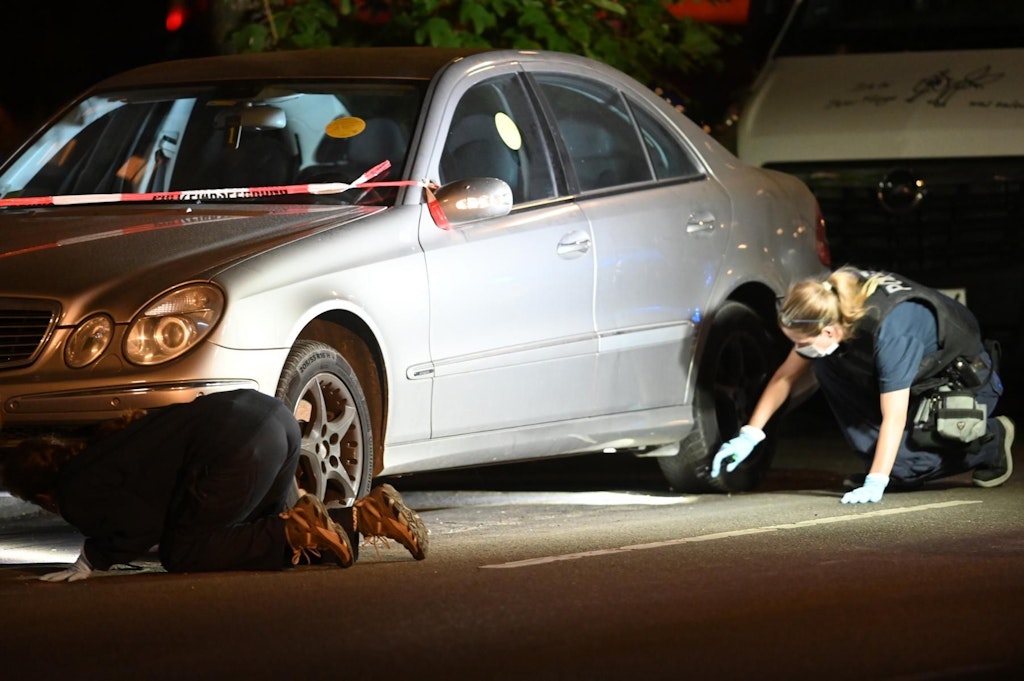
[428, 177, 513, 229]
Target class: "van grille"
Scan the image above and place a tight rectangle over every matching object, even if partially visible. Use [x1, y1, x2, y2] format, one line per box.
[0, 300, 60, 368]
[766, 157, 1024, 386]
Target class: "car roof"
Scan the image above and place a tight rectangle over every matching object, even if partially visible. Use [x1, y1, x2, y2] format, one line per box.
[91, 47, 497, 91]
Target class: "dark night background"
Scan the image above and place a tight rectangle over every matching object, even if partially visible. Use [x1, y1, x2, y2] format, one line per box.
[0, 1, 773, 158]
[1, 1, 215, 154]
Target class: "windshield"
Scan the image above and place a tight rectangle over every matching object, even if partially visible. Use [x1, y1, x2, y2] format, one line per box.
[0, 81, 424, 206]
[776, 0, 1024, 56]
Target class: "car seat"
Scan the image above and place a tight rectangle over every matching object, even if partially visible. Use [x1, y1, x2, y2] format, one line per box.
[440, 113, 521, 199]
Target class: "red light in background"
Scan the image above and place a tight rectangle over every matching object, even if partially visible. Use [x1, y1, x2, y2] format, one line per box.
[667, 0, 749, 24]
[166, 3, 187, 32]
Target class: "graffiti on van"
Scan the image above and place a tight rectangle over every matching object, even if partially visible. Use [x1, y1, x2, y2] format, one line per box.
[906, 65, 1004, 107]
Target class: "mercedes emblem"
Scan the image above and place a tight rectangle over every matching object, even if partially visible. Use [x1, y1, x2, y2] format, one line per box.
[877, 169, 926, 214]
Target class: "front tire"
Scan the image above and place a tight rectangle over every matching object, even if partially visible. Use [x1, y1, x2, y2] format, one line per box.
[657, 301, 781, 493]
[276, 340, 374, 507]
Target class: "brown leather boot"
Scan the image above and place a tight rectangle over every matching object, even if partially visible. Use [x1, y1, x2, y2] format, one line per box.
[281, 493, 354, 567]
[353, 484, 428, 560]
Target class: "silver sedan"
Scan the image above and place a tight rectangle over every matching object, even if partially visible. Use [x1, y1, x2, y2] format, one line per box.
[0, 47, 829, 503]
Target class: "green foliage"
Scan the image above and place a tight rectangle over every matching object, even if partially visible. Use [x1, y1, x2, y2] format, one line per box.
[224, 0, 736, 92]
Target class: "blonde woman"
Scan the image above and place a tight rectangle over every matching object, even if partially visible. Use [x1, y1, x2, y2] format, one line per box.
[711, 266, 1013, 503]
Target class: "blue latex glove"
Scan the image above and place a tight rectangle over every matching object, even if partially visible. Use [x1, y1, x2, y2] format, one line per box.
[841, 473, 889, 504]
[39, 553, 93, 582]
[711, 426, 766, 476]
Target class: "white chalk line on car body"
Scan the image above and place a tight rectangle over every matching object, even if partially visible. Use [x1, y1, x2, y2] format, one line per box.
[479, 500, 982, 569]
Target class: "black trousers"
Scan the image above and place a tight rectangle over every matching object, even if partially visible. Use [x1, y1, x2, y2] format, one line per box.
[813, 354, 1005, 485]
[159, 391, 301, 572]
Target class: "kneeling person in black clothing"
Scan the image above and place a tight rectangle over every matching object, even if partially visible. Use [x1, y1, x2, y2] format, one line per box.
[1, 389, 427, 581]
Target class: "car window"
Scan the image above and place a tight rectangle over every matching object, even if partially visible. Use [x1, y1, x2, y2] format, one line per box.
[0, 82, 425, 205]
[5, 98, 181, 198]
[628, 101, 704, 181]
[532, 75, 652, 192]
[439, 75, 557, 204]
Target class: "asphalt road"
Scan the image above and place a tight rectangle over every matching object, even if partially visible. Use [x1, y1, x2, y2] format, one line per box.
[1, 419, 1022, 680]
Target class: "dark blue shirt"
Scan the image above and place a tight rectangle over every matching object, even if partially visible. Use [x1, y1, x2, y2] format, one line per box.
[874, 301, 939, 393]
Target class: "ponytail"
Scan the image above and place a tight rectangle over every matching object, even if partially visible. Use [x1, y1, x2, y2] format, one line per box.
[778, 265, 881, 338]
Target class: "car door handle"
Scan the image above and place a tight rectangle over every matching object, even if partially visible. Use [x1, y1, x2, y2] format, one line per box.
[686, 211, 717, 233]
[557, 231, 592, 259]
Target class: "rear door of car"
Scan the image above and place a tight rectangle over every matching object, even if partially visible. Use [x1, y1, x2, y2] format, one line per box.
[531, 72, 732, 414]
[418, 69, 598, 438]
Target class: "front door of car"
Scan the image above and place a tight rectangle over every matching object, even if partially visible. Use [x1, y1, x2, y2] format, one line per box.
[418, 73, 598, 438]
[584, 179, 731, 414]
[534, 75, 732, 416]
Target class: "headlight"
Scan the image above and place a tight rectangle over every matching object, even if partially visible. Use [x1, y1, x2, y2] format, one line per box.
[124, 284, 224, 365]
[65, 314, 114, 368]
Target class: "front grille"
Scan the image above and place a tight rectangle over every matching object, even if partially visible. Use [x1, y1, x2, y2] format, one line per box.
[767, 157, 1024, 390]
[0, 299, 61, 368]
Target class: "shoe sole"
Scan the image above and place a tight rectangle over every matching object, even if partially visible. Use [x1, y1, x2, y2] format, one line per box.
[974, 416, 1014, 488]
[365, 484, 428, 560]
[293, 495, 355, 567]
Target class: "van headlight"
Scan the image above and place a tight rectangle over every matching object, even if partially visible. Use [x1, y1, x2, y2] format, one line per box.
[65, 314, 114, 368]
[124, 284, 224, 365]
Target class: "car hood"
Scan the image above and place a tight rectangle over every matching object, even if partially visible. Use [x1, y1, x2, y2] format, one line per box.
[737, 48, 1024, 165]
[0, 204, 382, 324]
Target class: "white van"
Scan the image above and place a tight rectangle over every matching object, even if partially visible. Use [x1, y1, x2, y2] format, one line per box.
[736, 0, 1024, 394]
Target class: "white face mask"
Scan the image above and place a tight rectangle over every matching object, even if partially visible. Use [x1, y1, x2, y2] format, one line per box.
[795, 340, 839, 359]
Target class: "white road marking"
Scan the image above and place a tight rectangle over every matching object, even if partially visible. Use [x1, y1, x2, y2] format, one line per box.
[404, 490, 699, 508]
[480, 500, 982, 569]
